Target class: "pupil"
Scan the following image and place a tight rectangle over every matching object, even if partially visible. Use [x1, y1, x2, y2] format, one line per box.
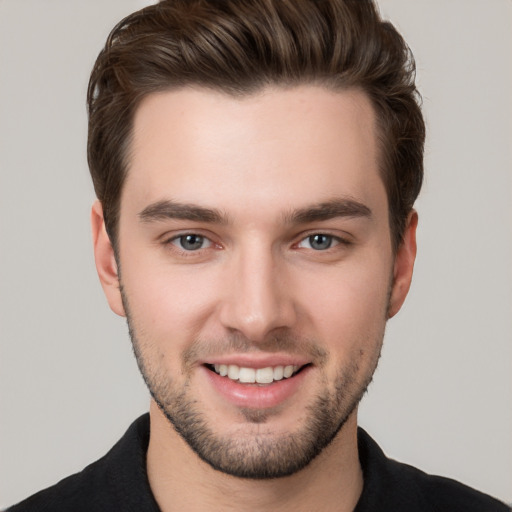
[181, 235, 203, 250]
[310, 234, 331, 250]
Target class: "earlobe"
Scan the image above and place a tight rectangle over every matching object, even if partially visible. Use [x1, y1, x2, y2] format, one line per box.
[91, 201, 126, 317]
[388, 210, 418, 319]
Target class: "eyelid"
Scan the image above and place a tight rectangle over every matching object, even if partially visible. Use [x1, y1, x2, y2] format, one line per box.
[160, 230, 222, 257]
[159, 228, 216, 244]
[168, 234, 212, 250]
[296, 234, 338, 250]
[294, 230, 353, 248]
[158, 228, 353, 255]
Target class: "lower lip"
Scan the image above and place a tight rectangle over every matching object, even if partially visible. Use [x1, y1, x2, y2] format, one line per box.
[202, 366, 311, 409]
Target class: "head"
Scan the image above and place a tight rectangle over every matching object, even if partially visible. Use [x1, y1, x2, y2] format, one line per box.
[87, 0, 424, 254]
[89, 0, 423, 481]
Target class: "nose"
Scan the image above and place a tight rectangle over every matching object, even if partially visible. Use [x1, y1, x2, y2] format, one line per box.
[218, 244, 297, 342]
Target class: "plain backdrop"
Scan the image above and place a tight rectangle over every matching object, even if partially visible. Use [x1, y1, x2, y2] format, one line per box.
[1, 0, 511, 507]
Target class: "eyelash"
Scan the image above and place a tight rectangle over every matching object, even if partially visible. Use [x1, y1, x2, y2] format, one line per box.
[163, 231, 351, 255]
[164, 233, 216, 256]
[296, 233, 346, 251]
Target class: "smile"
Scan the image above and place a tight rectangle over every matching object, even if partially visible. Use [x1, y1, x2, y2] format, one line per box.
[208, 364, 303, 384]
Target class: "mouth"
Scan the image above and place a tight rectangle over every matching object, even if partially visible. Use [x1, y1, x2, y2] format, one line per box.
[204, 363, 309, 385]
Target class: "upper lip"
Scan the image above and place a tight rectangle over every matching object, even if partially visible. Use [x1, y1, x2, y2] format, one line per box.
[202, 354, 311, 368]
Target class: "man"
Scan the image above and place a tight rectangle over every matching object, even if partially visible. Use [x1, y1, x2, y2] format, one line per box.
[7, 0, 509, 510]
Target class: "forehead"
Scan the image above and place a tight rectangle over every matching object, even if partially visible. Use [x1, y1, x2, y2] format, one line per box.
[123, 85, 385, 222]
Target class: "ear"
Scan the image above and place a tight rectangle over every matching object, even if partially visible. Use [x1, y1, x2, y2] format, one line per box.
[388, 210, 418, 319]
[91, 201, 126, 317]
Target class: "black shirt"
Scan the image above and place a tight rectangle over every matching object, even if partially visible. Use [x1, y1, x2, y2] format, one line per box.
[8, 414, 510, 511]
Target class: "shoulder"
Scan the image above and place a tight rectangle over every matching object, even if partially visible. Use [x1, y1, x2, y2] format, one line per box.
[7, 415, 158, 512]
[386, 457, 510, 512]
[7, 454, 116, 512]
[356, 428, 510, 512]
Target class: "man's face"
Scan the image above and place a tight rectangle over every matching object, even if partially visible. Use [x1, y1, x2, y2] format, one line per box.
[95, 86, 415, 478]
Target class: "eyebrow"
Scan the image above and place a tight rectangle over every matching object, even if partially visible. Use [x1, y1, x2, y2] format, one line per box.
[138, 197, 372, 226]
[284, 198, 372, 224]
[138, 200, 227, 224]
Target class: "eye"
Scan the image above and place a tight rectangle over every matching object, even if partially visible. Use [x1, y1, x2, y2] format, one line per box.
[170, 234, 212, 251]
[298, 234, 338, 251]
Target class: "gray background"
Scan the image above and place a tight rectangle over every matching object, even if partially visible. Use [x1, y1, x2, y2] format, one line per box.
[1, 0, 511, 507]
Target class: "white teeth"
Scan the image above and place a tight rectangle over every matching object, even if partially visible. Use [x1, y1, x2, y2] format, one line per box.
[273, 366, 284, 381]
[228, 365, 240, 380]
[256, 367, 274, 384]
[211, 363, 302, 383]
[283, 365, 294, 378]
[239, 367, 256, 383]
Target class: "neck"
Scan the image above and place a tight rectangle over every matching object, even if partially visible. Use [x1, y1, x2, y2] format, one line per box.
[146, 401, 363, 512]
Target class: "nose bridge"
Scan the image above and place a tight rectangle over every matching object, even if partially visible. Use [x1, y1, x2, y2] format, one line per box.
[220, 239, 294, 341]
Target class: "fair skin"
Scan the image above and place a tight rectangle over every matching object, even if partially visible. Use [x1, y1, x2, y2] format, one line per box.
[92, 86, 417, 511]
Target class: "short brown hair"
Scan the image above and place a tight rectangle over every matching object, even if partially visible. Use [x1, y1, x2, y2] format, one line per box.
[87, 0, 424, 251]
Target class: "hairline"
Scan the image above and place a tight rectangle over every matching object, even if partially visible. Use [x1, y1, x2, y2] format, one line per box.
[108, 80, 400, 255]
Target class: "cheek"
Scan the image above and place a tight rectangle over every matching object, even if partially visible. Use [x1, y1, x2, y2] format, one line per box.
[120, 255, 222, 343]
[299, 262, 390, 391]
[298, 257, 392, 346]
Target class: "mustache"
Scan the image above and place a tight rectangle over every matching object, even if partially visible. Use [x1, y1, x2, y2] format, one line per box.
[182, 331, 328, 369]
